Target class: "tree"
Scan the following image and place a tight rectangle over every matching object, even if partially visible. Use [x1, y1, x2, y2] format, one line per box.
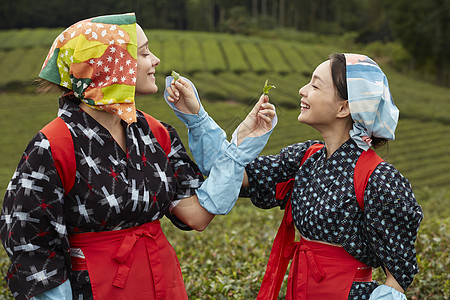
[386, 0, 450, 84]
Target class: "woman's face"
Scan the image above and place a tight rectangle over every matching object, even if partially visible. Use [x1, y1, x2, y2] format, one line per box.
[297, 60, 342, 128]
[135, 24, 160, 95]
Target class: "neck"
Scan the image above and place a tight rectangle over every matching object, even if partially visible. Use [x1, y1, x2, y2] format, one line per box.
[316, 120, 353, 159]
[321, 131, 350, 159]
[79, 102, 126, 151]
[79, 102, 122, 130]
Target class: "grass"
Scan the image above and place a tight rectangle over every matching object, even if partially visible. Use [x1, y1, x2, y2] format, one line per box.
[0, 28, 448, 299]
[0, 93, 448, 299]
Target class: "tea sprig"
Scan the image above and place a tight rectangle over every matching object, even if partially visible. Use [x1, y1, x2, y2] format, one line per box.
[263, 79, 276, 94]
[172, 70, 180, 81]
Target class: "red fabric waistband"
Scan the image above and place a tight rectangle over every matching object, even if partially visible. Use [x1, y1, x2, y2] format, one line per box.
[69, 220, 162, 247]
[289, 237, 354, 259]
[69, 221, 167, 299]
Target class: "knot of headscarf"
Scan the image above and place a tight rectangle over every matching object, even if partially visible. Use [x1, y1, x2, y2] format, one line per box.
[39, 13, 138, 124]
[344, 54, 399, 151]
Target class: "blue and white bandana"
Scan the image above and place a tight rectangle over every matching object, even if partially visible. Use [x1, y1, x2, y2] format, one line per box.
[345, 54, 399, 151]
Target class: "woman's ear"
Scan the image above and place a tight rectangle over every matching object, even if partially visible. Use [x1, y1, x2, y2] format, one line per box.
[337, 100, 351, 119]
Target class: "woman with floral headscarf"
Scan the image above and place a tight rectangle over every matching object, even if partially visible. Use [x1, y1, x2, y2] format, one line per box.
[0, 13, 276, 299]
[165, 53, 423, 299]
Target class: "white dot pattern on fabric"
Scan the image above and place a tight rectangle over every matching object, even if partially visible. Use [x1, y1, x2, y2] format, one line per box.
[243, 139, 423, 297]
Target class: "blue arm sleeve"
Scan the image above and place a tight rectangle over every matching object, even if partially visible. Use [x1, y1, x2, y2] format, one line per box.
[164, 75, 277, 214]
[164, 75, 229, 176]
[196, 124, 274, 214]
[369, 285, 406, 300]
[31, 279, 72, 300]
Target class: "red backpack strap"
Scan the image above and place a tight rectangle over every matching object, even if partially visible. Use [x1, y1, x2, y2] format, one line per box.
[275, 143, 325, 201]
[258, 143, 324, 300]
[40, 117, 76, 196]
[300, 143, 325, 165]
[354, 149, 384, 210]
[140, 111, 171, 156]
[39, 113, 171, 196]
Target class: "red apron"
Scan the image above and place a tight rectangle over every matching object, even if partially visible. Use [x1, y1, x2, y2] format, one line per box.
[257, 196, 372, 300]
[284, 237, 372, 300]
[69, 220, 188, 300]
[257, 144, 379, 299]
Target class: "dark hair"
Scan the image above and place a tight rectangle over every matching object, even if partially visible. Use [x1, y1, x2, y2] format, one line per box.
[34, 78, 70, 95]
[329, 53, 348, 101]
[329, 53, 388, 149]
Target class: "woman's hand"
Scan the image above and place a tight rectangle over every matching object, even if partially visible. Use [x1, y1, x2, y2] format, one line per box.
[237, 94, 276, 145]
[165, 78, 200, 115]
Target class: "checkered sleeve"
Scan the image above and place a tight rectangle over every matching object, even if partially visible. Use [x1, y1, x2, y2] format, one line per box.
[0, 133, 71, 299]
[243, 141, 318, 209]
[364, 162, 423, 291]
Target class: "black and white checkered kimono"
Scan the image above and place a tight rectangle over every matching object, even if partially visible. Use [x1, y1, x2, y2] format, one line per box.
[1, 96, 203, 299]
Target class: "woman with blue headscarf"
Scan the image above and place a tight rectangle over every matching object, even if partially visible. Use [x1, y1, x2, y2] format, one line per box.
[166, 53, 422, 299]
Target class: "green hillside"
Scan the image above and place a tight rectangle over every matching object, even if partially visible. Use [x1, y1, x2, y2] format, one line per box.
[0, 28, 448, 299]
[2, 29, 448, 190]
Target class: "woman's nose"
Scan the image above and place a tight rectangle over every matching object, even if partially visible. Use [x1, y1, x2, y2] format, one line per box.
[299, 85, 307, 97]
[153, 54, 160, 66]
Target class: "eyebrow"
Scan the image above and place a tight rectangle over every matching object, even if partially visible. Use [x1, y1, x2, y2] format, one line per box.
[312, 74, 324, 84]
[138, 40, 148, 50]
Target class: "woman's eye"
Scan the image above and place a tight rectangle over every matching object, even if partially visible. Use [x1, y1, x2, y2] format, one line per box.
[312, 85, 318, 89]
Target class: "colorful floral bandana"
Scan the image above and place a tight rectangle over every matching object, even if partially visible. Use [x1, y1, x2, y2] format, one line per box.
[39, 13, 138, 123]
[344, 54, 399, 151]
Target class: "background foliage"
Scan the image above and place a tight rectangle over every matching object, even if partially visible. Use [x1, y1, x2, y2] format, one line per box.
[0, 19, 449, 300]
[0, 0, 448, 85]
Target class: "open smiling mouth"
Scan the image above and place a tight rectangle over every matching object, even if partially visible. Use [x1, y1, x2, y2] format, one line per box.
[301, 104, 310, 109]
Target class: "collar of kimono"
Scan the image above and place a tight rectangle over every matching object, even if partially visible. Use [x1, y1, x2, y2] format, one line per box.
[39, 13, 138, 124]
[344, 53, 399, 151]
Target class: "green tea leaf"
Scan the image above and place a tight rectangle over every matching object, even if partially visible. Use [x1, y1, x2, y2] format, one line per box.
[172, 70, 180, 81]
[262, 79, 276, 94]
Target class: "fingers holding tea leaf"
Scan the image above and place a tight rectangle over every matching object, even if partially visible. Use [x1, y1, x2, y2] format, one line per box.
[166, 79, 180, 103]
[168, 74, 200, 114]
[249, 94, 268, 116]
[166, 85, 179, 103]
[258, 102, 276, 124]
